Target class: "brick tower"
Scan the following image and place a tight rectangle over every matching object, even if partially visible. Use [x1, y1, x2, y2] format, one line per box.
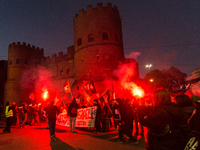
[4, 42, 44, 105]
[73, 3, 125, 82]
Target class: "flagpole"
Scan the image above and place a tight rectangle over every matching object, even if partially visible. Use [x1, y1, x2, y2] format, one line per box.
[100, 88, 109, 97]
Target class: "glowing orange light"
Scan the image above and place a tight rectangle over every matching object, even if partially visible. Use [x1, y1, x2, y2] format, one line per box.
[43, 90, 48, 101]
[132, 87, 144, 98]
[86, 96, 91, 102]
[150, 79, 153, 82]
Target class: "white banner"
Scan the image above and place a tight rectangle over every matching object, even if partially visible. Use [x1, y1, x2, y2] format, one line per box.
[56, 106, 97, 128]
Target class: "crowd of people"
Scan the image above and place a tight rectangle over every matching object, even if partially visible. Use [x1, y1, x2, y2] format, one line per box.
[1, 88, 200, 149]
[2, 101, 41, 132]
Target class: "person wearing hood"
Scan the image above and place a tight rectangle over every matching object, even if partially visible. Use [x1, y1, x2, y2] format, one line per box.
[138, 88, 184, 150]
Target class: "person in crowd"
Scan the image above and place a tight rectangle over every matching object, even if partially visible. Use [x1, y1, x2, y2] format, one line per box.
[68, 98, 79, 133]
[13, 104, 20, 127]
[43, 102, 50, 129]
[30, 103, 40, 126]
[112, 99, 120, 130]
[117, 98, 138, 144]
[101, 101, 110, 132]
[109, 99, 114, 128]
[174, 94, 196, 148]
[137, 98, 153, 136]
[138, 88, 184, 150]
[3, 101, 13, 133]
[183, 95, 200, 150]
[132, 100, 139, 136]
[93, 99, 102, 134]
[0, 105, 3, 120]
[44, 100, 60, 137]
[20, 102, 29, 128]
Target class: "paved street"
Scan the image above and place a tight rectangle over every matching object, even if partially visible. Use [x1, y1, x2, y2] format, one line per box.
[0, 119, 146, 150]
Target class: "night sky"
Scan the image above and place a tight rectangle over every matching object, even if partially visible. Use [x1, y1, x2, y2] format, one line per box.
[0, 0, 200, 78]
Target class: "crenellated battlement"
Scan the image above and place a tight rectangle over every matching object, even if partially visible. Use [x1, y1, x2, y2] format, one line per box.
[74, 3, 118, 20]
[9, 42, 44, 53]
[41, 46, 74, 64]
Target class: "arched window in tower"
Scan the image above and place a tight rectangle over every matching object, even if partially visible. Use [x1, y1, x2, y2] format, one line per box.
[102, 32, 109, 40]
[9, 59, 12, 65]
[60, 70, 64, 76]
[88, 33, 94, 42]
[67, 69, 70, 74]
[77, 38, 82, 46]
[16, 59, 21, 64]
[82, 58, 84, 62]
[115, 33, 120, 41]
[96, 55, 99, 59]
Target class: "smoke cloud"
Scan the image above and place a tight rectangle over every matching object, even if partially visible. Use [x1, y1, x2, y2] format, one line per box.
[125, 51, 140, 60]
[20, 65, 52, 91]
[113, 59, 144, 99]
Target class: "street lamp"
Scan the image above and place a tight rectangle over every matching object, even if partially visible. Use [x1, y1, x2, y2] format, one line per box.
[146, 64, 152, 71]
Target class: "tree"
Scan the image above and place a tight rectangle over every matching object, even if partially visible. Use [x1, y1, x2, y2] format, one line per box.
[143, 66, 187, 93]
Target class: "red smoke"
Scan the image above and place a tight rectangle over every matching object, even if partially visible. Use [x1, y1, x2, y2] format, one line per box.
[113, 59, 144, 99]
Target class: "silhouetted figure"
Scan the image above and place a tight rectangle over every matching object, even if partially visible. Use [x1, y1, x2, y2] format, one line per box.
[44, 101, 60, 137]
[183, 95, 200, 150]
[20, 102, 29, 128]
[31, 104, 40, 126]
[93, 99, 102, 134]
[13, 104, 20, 127]
[139, 88, 184, 150]
[68, 98, 79, 133]
[3, 101, 13, 133]
[118, 98, 138, 144]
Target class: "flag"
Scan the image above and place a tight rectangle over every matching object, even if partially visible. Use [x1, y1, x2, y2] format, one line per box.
[64, 80, 71, 93]
[83, 80, 97, 95]
[54, 89, 62, 106]
[100, 89, 113, 103]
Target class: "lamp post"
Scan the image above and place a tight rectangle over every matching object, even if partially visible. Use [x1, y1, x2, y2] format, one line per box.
[146, 64, 153, 82]
[146, 64, 152, 71]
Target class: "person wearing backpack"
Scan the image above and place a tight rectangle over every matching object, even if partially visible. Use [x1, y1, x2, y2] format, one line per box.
[138, 88, 184, 150]
[68, 98, 79, 133]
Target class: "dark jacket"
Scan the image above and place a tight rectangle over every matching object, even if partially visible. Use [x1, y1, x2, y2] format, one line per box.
[112, 103, 120, 120]
[139, 103, 184, 150]
[68, 101, 79, 117]
[184, 102, 200, 150]
[119, 100, 134, 124]
[180, 105, 195, 136]
[93, 103, 101, 119]
[44, 104, 60, 121]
